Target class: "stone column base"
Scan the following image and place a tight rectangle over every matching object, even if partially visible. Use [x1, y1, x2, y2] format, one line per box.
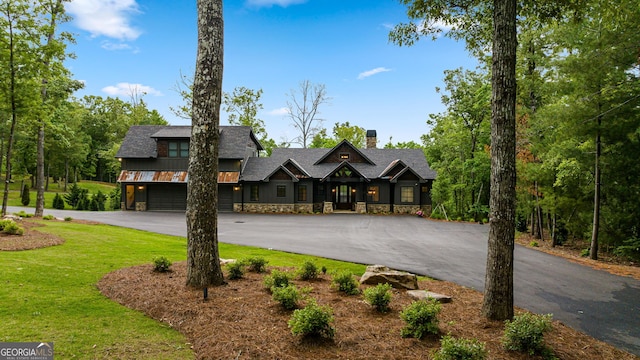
[323, 201, 333, 214]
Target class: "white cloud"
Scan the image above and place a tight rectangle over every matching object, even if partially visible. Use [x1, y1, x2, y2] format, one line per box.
[65, 0, 142, 40]
[358, 67, 392, 80]
[268, 107, 290, 116]
[245, 0, 307, 8]
[101, 41, 132, 51]
[102, 82, 163, 97]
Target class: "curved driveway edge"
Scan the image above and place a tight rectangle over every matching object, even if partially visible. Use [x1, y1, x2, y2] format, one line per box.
[11, 207, 640, 356]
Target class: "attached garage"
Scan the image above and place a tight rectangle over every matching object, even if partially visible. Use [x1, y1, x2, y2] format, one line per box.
[218, 185, 234, 212]
[147, 184, 187, 210]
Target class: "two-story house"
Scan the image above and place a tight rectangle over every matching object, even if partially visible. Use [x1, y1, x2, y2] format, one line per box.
[116, 126, 436, 215]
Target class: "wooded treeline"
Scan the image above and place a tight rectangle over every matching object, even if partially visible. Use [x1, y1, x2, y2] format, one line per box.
[416, 0, 640, 260]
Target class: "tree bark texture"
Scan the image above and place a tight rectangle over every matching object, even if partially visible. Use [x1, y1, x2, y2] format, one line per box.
[186, 0, 225, 288]
[590, 123, 601, 260]
[482, 0, 517, 321]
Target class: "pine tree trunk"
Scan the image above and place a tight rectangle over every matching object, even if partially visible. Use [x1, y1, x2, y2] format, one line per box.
[590, 125, 601, 260]
[35, 125, 45, 217]
[482, 0, 517, 321]
[186, 0, 225, 288]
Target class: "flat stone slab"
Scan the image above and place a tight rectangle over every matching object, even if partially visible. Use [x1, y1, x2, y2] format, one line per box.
[407, 290, 452, 303]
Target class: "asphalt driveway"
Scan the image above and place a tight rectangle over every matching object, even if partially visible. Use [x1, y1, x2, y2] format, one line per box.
[12, 207, 640, 356]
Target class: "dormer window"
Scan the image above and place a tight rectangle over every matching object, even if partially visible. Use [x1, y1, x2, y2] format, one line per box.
[339, 153, 350, 160]
[169, 141, 189, 158]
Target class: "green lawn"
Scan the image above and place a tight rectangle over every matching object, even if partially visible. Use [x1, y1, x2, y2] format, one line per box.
[0, 220, 365, 359]
[6, 180, 117, 210]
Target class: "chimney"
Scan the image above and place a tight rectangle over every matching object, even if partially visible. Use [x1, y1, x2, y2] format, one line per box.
[366, 130, 377, 149]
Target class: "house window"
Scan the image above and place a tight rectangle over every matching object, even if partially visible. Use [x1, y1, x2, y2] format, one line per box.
[277, 185, 286, 197]
[250, 185, 259, 201]
[298, 185, 307, 201]
[339, 153, 350, 160]
[401, 186, 414, 203]
[168, 141, 189, 158]
[367, 186, 379, 202]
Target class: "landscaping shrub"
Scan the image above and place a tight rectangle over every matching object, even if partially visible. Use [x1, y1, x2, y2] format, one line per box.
[89, 197, 100, 211]
[529, 240, 539, 247]
[52, 193, 65, 209]
[42, 215, 55, 220]
[94, 190, 107, 211]
[297, 260, 319, 280]
[108, 187, 121, 210]
[13, 211, 32, 218]
[400, 299, 441, 339]
[321, 265, 327, 274]
[3, 221, 24, 235]
[64, 217, 72, 222]
[263, 269, 291, 291]
[242, 256, 268, 273]
[226, 261, 245, 280]
[64, 183, 87, 208]
[363, 283, 392, 312]
[152, 256, 172, 273]
[21, 185, 30, 206]
[433, 335, 487, 360]
[272, 284, 301, 310]
[330, 270, 360, 295]
[502, 313, 553, 356]
[288, 299, 335, 339]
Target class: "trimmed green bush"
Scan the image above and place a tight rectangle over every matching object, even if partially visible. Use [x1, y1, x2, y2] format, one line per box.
[152, 256, 172, 273]
[42, 215, 55, 220]
[263, 269, 291, 291]
[21, 185, 30, 206]
[64, 217, 73, 222]
[297, 260, 319, 280]
[433, 335, 487, 360]
[108, 187, 121, 210]
[242, 256, 268, 273]
[288, 299, 335, 339]
[89, 197, 100, 211]
[363, 283, 393, 312]
[502, 313, 553, 356]
[272, 284, 301, 310]
[331, 270, 360, 295]
[3, 221, 24, 235]
[94, 190, 107, 211]
[400, 299, 441, 339]
[52, 193, 65, 209]
[226, 261, 245, 280]
[321, 265, 327, 274]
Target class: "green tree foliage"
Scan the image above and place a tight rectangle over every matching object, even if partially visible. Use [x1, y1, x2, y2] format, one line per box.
[422, 69, 491, 221]
[309, 122, 366, 148]
[222, 86, 277, 155]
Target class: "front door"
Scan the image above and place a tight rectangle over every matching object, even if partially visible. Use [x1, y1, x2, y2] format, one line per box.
[125, 185, 135, 210]
[333, 184, 355, 210]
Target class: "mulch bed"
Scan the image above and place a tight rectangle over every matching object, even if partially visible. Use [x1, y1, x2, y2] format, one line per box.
[98, 262, 638, 360]
[0, 220, 65, 251]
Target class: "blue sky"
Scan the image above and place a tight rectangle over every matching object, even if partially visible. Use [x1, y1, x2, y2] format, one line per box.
[62, 0, 477, 145]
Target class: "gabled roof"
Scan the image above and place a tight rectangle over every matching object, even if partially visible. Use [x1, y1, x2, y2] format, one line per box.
[241, 144, 437, 182]
[116, 125, 263, 159]
[319, 161, 370, 182]
[314, 139, 375, 165]
[263, 165, 300, 182]
[282, 158, 311, 178]
[389, 166, 425, 183]
[379, 159, 407, 178]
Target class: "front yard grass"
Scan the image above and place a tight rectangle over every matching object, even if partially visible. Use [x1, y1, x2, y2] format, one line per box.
[0, 220, 364, 359]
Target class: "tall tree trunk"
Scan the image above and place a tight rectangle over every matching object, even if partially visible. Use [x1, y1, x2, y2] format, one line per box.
[186, 0, 225, 288]
[35, 125, 45, 217]
[2, 10, 18, 217]
[482, 0, 517, 321]
[590, 121, 601, 260]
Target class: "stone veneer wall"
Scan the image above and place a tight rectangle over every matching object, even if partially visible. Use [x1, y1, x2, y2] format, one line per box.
[393, 205, 432, 216]
[135, 202, 147, 211]
[366, 204, 391, 214]
[235, 203, 314, 213]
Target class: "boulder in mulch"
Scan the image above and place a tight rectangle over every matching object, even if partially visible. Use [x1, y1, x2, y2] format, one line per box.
[407, 290, 452, 303]
[359, 264, 418, 290]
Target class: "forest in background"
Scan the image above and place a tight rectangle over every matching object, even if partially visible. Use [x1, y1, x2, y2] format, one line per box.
[1, 0, 639, 261]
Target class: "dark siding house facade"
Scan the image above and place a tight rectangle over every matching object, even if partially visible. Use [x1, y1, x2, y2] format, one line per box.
[116, 126, 436, 214]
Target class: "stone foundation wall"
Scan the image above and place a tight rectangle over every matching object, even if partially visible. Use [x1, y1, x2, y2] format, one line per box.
[135, 202, 147, 211]
[366, 204, 391, 214]
[238, 203, 296, 213]
[294, 204, 314, 214]
[393, 205, 420, 215]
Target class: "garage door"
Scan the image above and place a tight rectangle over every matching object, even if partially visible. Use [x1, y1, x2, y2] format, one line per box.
[147, 184, 187, 210]
[218, 185, 234, 212]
